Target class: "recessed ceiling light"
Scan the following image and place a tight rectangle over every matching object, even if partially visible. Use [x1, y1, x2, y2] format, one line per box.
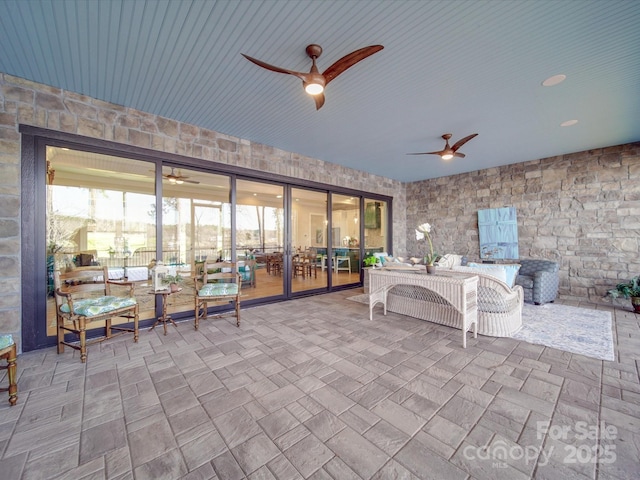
[560, 119, 578, 127]
[542, 74, 566, 87]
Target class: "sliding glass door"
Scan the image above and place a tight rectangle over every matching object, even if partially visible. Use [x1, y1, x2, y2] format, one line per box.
[45, 147, 156, 336]
[291, 188, 328, 294]
[160, 166, 232, 319]
[236, 179, 285, 300]
[331, 194, 361, 287]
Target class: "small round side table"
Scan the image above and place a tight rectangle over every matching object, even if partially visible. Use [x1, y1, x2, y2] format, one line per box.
[149, 288, 181, 335]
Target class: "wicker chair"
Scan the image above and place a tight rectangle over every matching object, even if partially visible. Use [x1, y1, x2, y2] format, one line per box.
[447, 267, 524, 336]
[515, 259, 559, 305]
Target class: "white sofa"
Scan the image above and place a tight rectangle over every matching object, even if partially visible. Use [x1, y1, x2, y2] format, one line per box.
[376, 264, 523, 337]
[446, 266, 523, 336]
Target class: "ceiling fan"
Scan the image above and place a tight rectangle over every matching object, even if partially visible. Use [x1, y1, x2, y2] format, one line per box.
[241, 44, 384, 110]
[407, 133, 479, 160]
[163, 168, 199, 184]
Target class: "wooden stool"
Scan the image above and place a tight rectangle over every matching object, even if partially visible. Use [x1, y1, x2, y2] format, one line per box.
[0, 335, 17, 406]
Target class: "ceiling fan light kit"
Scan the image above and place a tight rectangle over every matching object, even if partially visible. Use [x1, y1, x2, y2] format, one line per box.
[304, 82, 324, 95]
[242, 43, 383, 109]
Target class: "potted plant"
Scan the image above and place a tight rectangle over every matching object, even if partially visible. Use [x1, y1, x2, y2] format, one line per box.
[607, 276, 640, 313]
[162, 274, 184, 293]
[363, 254, 378, 268]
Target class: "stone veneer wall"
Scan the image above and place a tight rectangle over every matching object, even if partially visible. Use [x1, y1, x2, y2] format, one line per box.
[0, 73, 405, 351]
[405, 144, 640, 304]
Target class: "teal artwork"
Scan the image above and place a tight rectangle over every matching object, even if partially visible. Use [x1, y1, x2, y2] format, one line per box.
[478, 207, 519, 260]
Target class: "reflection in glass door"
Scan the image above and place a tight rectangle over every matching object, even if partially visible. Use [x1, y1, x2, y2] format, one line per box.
[363, 198, 389, 286]
[291, 188, 328, 294]
[363, 199, 388, 254]
[236, 179, 285, 300]
[331, 194, 361, 287]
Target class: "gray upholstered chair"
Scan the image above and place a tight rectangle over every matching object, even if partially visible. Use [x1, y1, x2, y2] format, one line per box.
[515, 259, 559, 304]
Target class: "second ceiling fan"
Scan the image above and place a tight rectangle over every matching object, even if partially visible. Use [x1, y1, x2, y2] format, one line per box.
[407, 133, 479, 160]
[242, 44, 383, 110]
[163, 168, 199, 184]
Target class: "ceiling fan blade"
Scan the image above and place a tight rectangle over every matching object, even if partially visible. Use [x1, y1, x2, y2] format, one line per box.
[451, 133, 478, 152]
[241, 54, 308, 81]
[322, 45, 384, 85]
[313, 92, 325, 110]
[406, 151, 443, 156]
[453, 152, 466, 158]
[184, 179, 200, 184]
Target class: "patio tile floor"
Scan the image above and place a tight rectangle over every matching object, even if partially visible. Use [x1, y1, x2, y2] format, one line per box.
[0, 290, 638, 479]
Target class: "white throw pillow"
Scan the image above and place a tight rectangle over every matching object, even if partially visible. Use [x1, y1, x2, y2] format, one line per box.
[436, 254, 464, 268]
[466, 263, 508, 284]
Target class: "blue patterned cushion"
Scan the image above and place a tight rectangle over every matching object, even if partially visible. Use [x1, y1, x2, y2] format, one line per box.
[0, 334, 14, 349]
[515, 275, 534, 289]
[516, 259, 559, 304]
[199, 284, 238, 296]
[60, 296, 137, 317]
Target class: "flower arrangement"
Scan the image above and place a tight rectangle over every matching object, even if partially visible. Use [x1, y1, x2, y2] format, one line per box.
[415, 222, 437, 266]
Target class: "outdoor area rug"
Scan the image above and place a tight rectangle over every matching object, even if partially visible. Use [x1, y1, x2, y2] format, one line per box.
[347, 294, 615, 361]
[514, 303, 614, 361]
